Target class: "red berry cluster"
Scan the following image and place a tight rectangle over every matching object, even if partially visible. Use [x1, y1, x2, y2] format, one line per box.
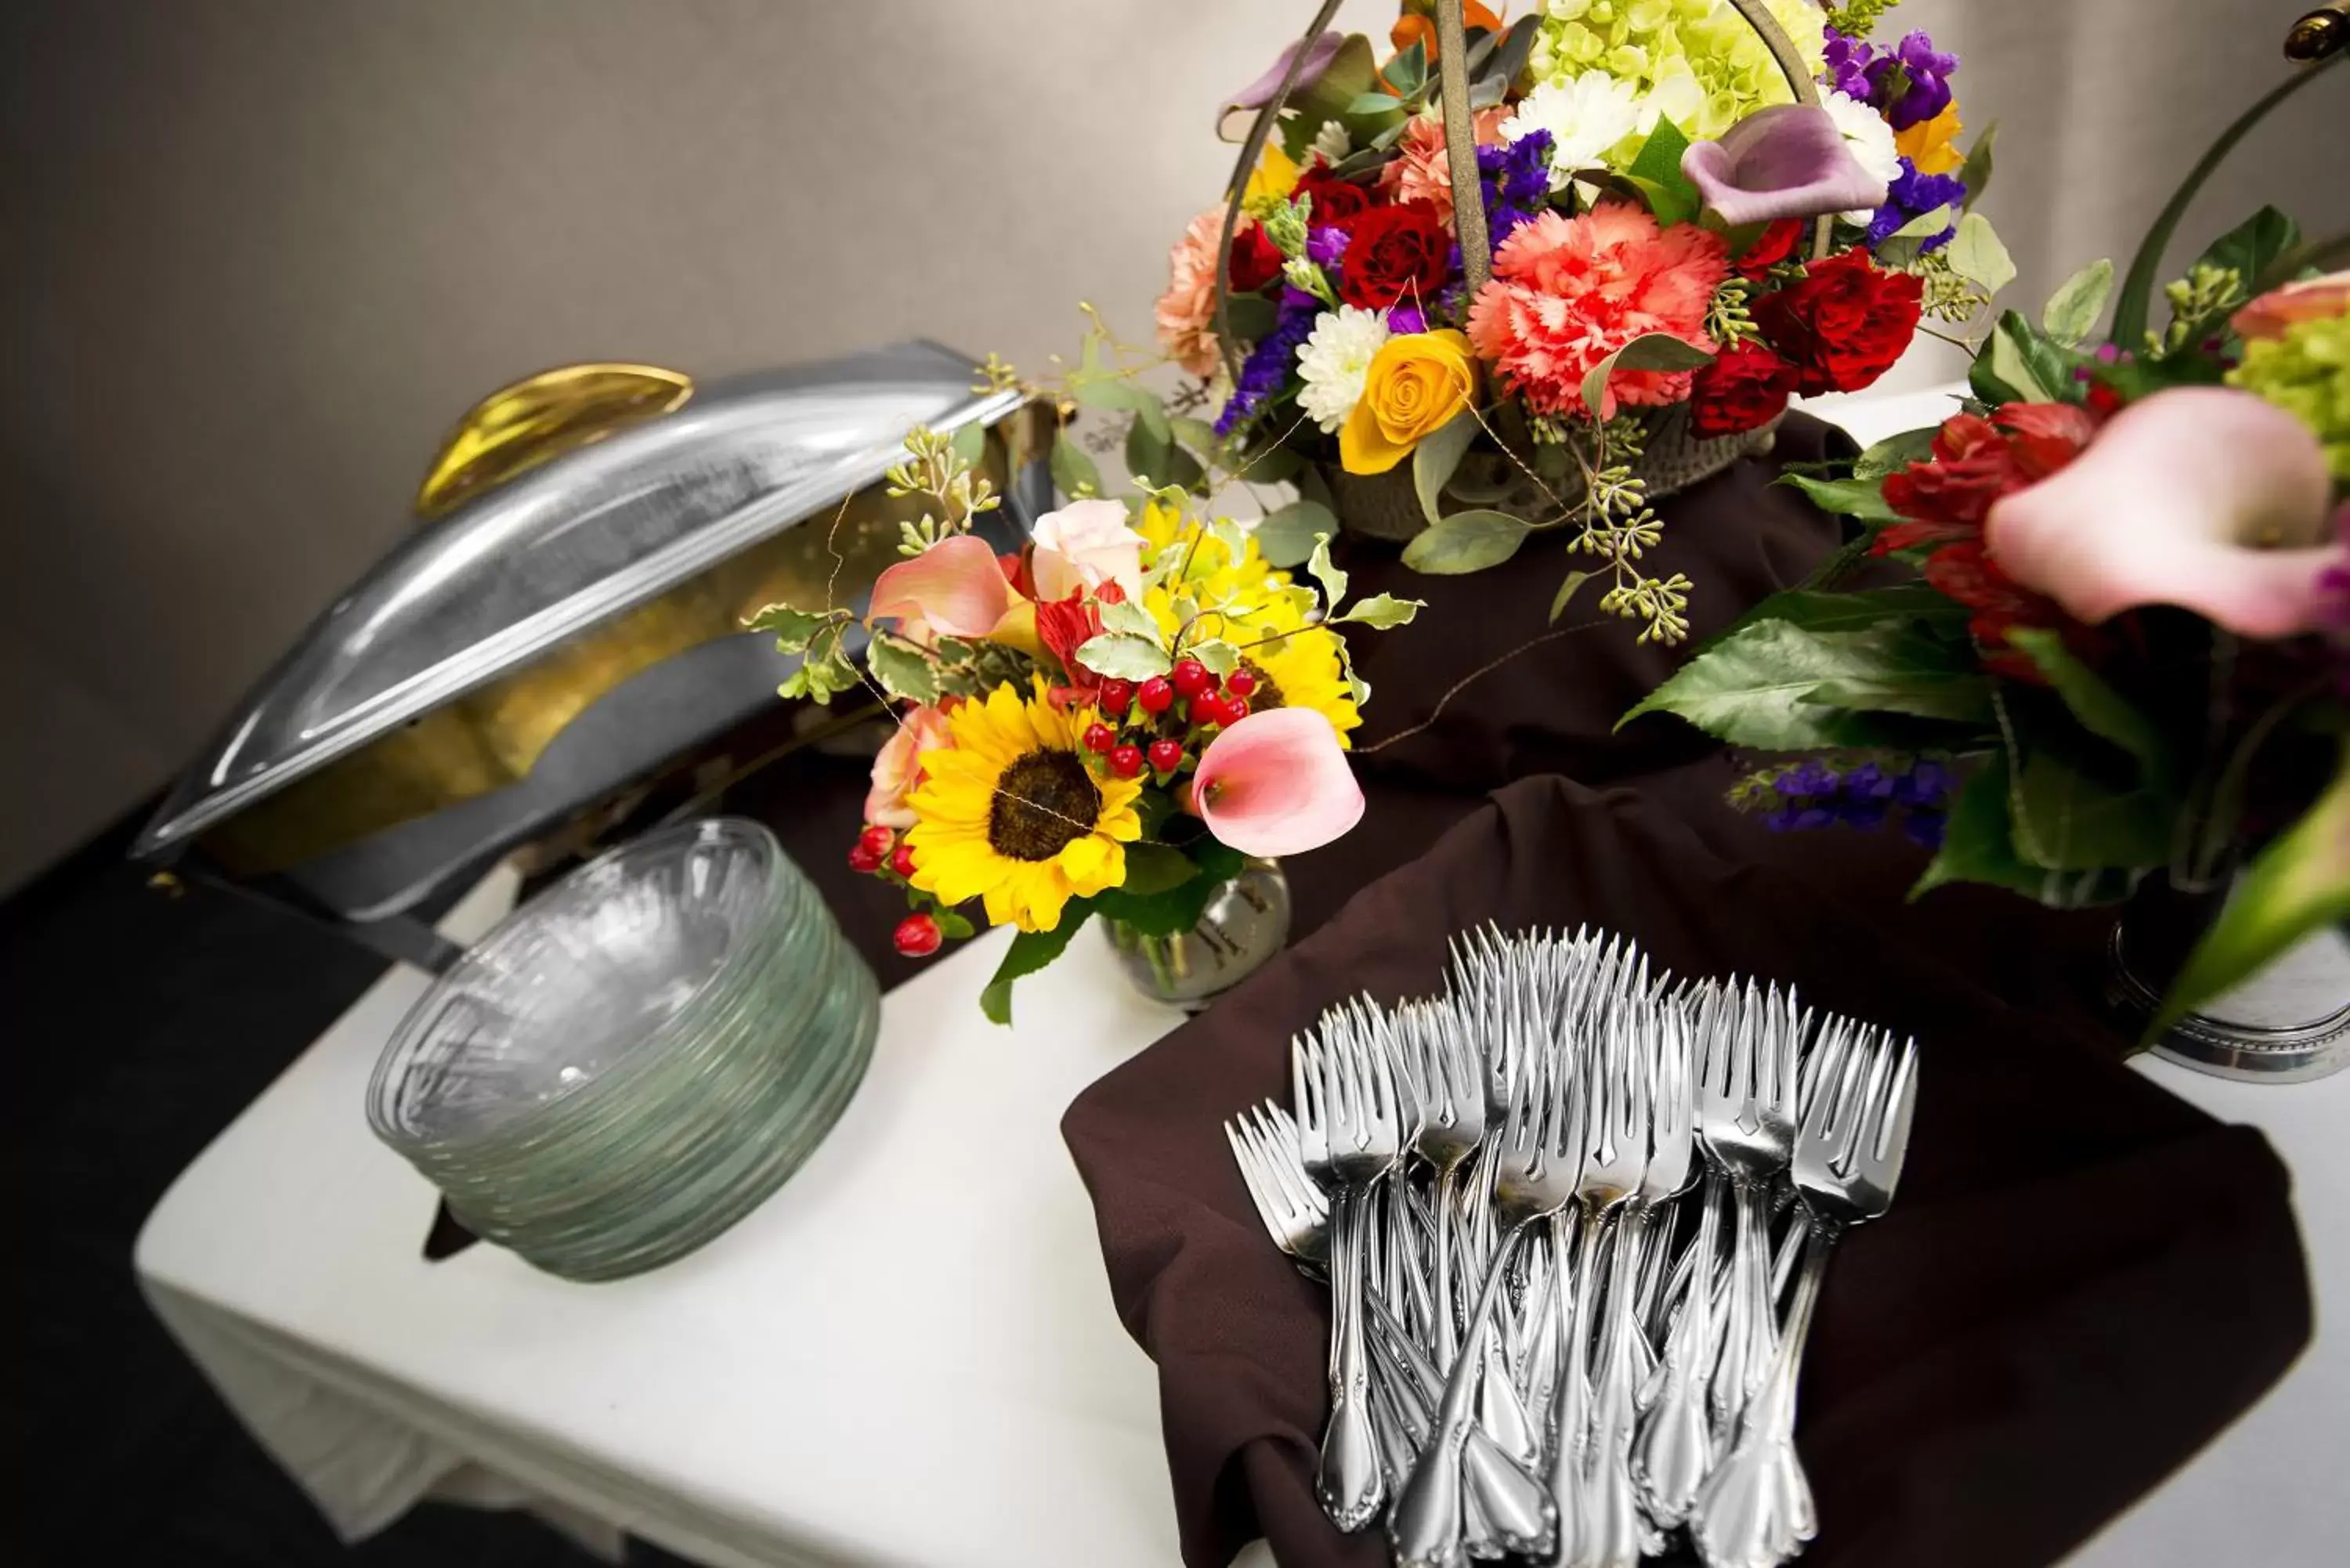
[1080, 659, 1257, 785]
[845, 822, 955, 959]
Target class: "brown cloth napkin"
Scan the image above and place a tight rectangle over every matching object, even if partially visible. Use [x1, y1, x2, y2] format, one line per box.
[1062, 776, 2311, 1568]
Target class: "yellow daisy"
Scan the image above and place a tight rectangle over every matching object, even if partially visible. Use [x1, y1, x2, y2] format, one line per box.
[903, 680, 1144, 933]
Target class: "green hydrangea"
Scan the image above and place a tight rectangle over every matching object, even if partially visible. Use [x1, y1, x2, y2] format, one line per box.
[2229, 313, 2350, 480]
[1529, 0, 1831, 144]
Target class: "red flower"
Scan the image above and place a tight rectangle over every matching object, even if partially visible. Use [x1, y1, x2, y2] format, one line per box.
[1921, 541, 2064, 681]
[1227, 221, 1285, 294]
[1687, 341, 1798, 438]
[1293, 168, 1373, 231]
[1752, 250, 1923, 396]
[1339, 201, 1452, 310]
[1878, 403, 2099, 547]
[1035, 591, 1104, 689]
[1734, 219, 1804, 281]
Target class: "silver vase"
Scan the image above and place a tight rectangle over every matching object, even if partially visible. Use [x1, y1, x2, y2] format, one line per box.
[1101, 857, 1292, 1013]
[2108, 876, 2350, 1082]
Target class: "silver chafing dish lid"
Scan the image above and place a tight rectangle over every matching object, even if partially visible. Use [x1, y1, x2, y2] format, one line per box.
[136, 339, 1024, 859]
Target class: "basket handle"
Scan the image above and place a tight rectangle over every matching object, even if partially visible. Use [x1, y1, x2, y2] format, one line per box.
[1213, 0, 1832, 387]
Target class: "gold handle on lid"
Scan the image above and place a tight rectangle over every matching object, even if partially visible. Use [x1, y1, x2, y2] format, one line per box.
[414, 362, 693, 519]
[2287, 5, 2348, 62]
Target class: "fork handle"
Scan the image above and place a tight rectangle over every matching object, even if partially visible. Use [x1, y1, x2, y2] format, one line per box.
[1710, 1176, 1777, 1441]
[1320, 1185, 1386, 1533]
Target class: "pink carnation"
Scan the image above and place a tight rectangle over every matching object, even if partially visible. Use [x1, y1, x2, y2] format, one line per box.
[1378, 107, 1507, 230]
[1466, 204, 1729, 419]
[1155, 208, 1226, 379]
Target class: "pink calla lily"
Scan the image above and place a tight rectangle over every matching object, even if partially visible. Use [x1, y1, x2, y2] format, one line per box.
[868, 534, 1025, 641]
[1191, 707, 1364, 858]
[1985, 386, 2348, 639]
[1681, 106, 1890, 229]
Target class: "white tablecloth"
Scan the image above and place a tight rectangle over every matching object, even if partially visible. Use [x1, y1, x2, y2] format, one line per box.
[138, 388, 2342, 1564]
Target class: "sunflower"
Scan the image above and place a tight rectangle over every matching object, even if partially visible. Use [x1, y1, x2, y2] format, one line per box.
[1228, 597, 1363, 748]
[903, 680, 1144, 932]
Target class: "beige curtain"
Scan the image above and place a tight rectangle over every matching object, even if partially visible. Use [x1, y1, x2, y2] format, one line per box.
[3, 0, 2342, 892]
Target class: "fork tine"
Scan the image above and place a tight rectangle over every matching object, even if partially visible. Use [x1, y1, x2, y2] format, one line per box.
[1824, 1026, 1881, 1171]
[1799, 1016, 1854, 1142]
[1867, 1037, 1921, 1194]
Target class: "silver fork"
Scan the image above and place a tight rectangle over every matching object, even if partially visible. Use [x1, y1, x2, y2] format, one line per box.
[1225, 1100, 1329, 1269]
[1313, 1003, 1404, 1533]
[1396, 996, 1487, 1369]
[1699, 980, 1799, 1443]
[1691, 1022, 1918, 1568]
[1390, 1026, 1578, 1568]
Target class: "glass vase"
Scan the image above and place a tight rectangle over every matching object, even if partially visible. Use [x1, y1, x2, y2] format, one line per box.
[1101, 857, 1292, 1013]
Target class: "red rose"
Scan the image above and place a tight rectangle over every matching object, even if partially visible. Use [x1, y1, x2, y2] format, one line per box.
[1687, 341, 1798, 439]
[1752, 250, 1924, 396]
[1734, 219, 1804, 281]
[1227, 221, 1285, 294]
[1293, 168, 1372, 231]
[1338, 201, 1452, 310]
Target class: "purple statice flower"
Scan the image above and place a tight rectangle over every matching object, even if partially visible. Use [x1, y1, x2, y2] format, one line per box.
[1892, 760, 1955, 809]
[1900, 810, 1948, 850]
[1388, 302, 1427, 334]
[1866, 31, 1960, 131]
[1774, 758, 1840, 798]
[1213, 287, 1321, 437]
[1766, 802, 1839, 833]
[1823, 27, 1876, 100]
[1477, 131, 1553, 248]
[1864, 158, 1968, 252]
[1759, 756, 1955, 840]
[1305, 225, 1350, 267]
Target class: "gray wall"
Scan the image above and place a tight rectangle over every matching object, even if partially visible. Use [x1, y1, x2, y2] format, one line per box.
[4, 1, 2344, 892]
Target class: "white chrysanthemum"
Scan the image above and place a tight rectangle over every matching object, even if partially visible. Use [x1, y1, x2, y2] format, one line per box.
[1500, 70, 1644, 186]
[1824, 89, 1900, 221]
[1310, 117, 1352, 164]
[1294, 306, 1390, 433]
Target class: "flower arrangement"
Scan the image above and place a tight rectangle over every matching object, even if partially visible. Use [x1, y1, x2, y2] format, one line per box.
[1630, 44, 2350, 1028]
[1161, 0, 2008, 642]
[751, 330, 1419, 1022]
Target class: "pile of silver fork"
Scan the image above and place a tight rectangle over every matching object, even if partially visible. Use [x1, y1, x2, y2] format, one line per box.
[1223, 927, 1918, 1568]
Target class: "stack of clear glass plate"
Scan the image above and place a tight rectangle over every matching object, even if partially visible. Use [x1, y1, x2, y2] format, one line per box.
[366, 817, 877, 1281]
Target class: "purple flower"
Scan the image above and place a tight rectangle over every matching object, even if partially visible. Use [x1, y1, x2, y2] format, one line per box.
[1478, 132, 1554, 247]
[1864, 158, 1967, 252]
[1686, 106, 1890, 229]
[1900, 810, 1948, 851]
[1844, 761, 1893, 799]
[1893, 760, 1954, 808]
[1766, 804, 1838, 833]
[1822, 27, 1875, 101]
[1866, 31, 1960, 132]
[1774, 760, 1840, 798]
[1306, 226, 1350, 267]
[1388, 302, 1427, 334]
[1213, 290, 1321, 437]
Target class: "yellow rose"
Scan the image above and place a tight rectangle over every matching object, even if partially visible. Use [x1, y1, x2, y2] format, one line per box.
[1895, 99, 1965, 177]
[1340, 330, 1478, 475]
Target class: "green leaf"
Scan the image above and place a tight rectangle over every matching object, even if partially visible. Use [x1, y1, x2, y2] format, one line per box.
[866, 637, 939, 704]
[1875, 205, 1954, 269]
[1779, 473, 1906, 525]
[1386, 38, 1427, 98]
[1626, 118, 1699, 228]
[1072, 373, 1171, 442]
[949, 420, 988, 466]
[1622, 620, 1974, 751]
[1401, 508, 1531, 574]
[1580, 331, 1714, 420]
[1096, 598, 1164, 644]
[1307, 533, 1348, 613]
[1804, 670, 1994, 724]
[1191, 638, 1240, 677]
[1051, 434, 1103, 500]
[1694, 583, 1971, 662]
[1071, 633, 1171, 681]
[1170, 416, 1221, 458]
[1224, 293, 1280, 342]
[1412, 411, 1480, 528]
[1958, 121, 1997, 212]
[935, 909, 975, 941]
[979, 905, 1094, 1025]
[1126, 413, 1204, 493]
[2011, 744, 2173, 871]
[1347, 92, 1405, 114]
[1549, 570, 1597, 624]
[1092, 839, 1248, 937]
[1852, 427, 1939, 481]
[2041, 258, 2116, 346]
[2005, 627, 2169, 780]
[1253, 500, 1335, 569]
[1115, 841, 1202, 898]
[1945, 212, 2016, 296]
[1912, 755, 2050, 900]
[2193, 205, 2301, 304]
[1339, 593, 1423, 630]
[746, 602, 828, 649]
[2112, 57, 2341, 349]
[2160, 753, 2350, 1032]
[1969, 310, 2079, 406]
